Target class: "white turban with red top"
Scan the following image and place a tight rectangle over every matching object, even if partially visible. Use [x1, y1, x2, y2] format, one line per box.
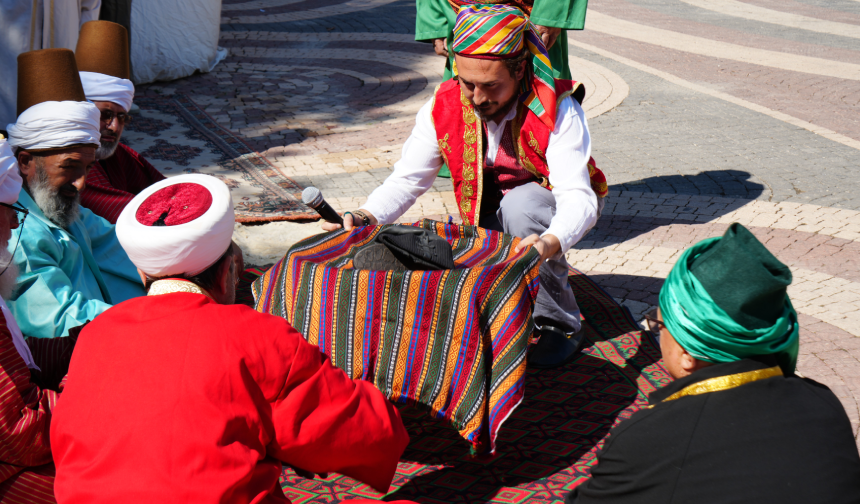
[116, 174, 234, 277]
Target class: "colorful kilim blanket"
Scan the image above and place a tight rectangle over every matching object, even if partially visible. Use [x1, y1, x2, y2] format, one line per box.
[258, 267, 671, 503]
[237, 267, 270, 307]
[252, 220, 541, 454]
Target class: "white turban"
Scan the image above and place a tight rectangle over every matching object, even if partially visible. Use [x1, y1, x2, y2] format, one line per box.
[117, 174, 235, 278]
[5, 101, 101, 151]
[0, 138, 22, 204]
[79, 71, 135, 112]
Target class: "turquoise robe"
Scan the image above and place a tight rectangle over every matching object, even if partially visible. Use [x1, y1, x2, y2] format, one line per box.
[7, 190, 146, 339]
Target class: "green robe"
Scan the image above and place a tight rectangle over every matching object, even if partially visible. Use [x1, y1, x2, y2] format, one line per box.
[7, 190, 147, 339]
[415, 0, 589, 80]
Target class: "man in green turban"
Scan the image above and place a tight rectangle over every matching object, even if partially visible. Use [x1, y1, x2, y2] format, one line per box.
[566, 223, 860, 503]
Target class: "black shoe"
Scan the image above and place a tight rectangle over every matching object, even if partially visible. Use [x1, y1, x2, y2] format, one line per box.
[527, 324, 586, 369]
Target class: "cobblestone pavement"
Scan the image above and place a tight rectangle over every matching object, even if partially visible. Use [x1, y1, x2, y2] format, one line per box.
[140, 0, 860, 445]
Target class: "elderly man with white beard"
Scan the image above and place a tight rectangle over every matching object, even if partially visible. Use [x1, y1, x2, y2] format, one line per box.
[4, 48, 145, 340]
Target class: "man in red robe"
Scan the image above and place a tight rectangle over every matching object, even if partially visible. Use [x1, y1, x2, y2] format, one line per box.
[75, 21, 166, 225]
[51, 174, 415, 503]
[0, 137, 77, 504]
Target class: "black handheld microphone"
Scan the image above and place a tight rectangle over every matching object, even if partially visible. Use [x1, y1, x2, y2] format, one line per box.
[302, 187, 344, 226]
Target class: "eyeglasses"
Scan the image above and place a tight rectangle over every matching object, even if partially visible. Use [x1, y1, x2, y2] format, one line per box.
[0, 202, 28, 278]
[642, 308, 666, 336]
[100, 109, 132, 125]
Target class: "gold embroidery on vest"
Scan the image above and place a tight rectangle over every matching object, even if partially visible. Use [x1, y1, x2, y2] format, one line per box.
[456, 89, 480, 226]
[463, 108, 476, 125]
[472, 113, 483, 227]
[460, 199, 472, 214]
[511, 103, 549, 188]
[463, 144, 476, 164]
[460, 91, 471, 107]
[464, 127, 477, 145]
[528, 131, 544, 158]
[438, 133, 450, 152]
[517, 132, 549, 188]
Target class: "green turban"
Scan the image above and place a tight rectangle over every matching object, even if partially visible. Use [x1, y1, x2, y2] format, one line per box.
[659, 223, 800, 374]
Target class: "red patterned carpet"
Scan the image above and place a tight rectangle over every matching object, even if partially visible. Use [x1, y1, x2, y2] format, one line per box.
[236, 268, 671, 503]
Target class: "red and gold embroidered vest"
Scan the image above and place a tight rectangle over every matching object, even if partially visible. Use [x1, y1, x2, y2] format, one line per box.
[431, 78, 607, 225]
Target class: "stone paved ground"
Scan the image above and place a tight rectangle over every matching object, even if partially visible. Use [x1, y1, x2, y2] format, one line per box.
[141, 0, 860, 446]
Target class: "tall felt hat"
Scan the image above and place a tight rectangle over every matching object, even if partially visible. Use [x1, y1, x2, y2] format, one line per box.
[689, 223, 792, 329]
[75, 21, 130, 80]
[16, 49, 86, 117]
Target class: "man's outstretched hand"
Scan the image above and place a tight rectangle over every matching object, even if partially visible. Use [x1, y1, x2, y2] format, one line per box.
[320, 210, 379, 232]
[515, 233, 561, 262]
[534, 25, 562, 49]
[321, 213, 354, 232]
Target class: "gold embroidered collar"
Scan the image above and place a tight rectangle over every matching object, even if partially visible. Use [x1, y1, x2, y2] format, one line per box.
[657, 366, 782, 405]
[147, 279, 213, 300]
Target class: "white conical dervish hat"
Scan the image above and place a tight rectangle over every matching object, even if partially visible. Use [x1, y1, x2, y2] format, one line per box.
[116, 174, 234, 277]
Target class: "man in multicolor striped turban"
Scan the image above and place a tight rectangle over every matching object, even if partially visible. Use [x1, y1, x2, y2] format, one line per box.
[323, 5, 608, 369]
[416, 0, 587, 82]
[418, 0, 588, 179]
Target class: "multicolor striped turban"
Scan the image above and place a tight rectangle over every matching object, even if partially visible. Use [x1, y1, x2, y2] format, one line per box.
[452, 5, 557, 129]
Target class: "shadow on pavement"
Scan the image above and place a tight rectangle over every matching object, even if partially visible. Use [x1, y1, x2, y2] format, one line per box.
[577, 170, 764, 248]
[611, 170, 765, 199]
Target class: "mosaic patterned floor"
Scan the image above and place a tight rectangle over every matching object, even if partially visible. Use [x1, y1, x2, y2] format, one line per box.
[122, 94, 316, 222]
[238, 268, 671, 503]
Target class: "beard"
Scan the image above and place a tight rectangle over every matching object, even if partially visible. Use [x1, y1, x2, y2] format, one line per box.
[28, 164, 80, 229]
[0, 247, 19, 300]
[95, 137, 120, 160]
[470, 93, 518, 122]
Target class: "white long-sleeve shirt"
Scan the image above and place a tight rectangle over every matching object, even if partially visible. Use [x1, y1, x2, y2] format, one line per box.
[362, 95, 598, 253]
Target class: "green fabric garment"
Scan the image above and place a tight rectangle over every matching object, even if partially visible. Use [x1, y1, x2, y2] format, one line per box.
[659, 235, 800, 375]
[530, 0, 588, 30]
[690, 223, 793, 329]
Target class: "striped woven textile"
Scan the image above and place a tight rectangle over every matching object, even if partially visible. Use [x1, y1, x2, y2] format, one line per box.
[0, 464, 55, 504]
[0, 311, 75, 503]
[253, 220, 541, 454]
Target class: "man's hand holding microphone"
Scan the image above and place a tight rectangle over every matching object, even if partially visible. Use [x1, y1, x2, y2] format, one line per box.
[302, 187, 378, 232]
